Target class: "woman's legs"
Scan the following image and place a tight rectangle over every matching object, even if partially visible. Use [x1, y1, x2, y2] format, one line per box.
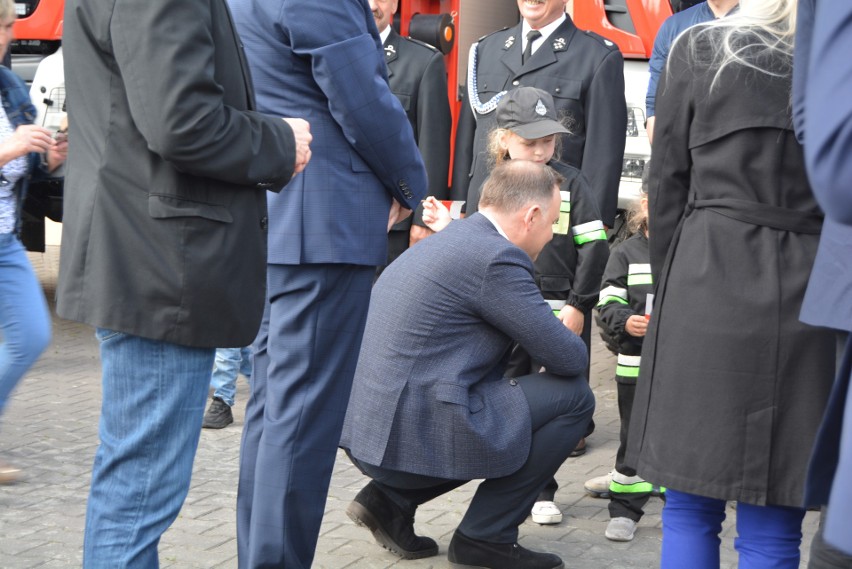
[735, 501, 805, 569]
[661, 489, 726, 569]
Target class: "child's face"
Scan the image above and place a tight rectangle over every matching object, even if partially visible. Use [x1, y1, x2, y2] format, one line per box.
[501, 131, 556, 164]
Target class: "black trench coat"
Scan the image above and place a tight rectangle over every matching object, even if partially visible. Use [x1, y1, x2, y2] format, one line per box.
[625, 28, 835, 507]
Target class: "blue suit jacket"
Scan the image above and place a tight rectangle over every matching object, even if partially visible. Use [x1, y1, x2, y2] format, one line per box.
[797, 0, 852, 555]
[230, 0, 428, 266]
[340, 213, 589, 480]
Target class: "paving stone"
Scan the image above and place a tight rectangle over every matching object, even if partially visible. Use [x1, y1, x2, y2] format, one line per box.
[0, 247, 820, 568]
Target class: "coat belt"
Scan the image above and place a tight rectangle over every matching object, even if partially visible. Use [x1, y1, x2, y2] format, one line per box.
[689, 198, 823, 234]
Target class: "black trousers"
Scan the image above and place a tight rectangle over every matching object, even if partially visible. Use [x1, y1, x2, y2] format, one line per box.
[609, 380, 652, 521]
[347, 372, 595, 543]
[375, 229, 409, 279]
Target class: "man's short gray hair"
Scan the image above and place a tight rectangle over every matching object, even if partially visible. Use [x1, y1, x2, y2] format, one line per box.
[0, 0, 15, 23]
[478, 160, 563, 215]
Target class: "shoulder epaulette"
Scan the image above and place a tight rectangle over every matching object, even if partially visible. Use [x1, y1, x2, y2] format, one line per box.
[477, 26, 510, 43]
[403, 36, 439, 52]
[583, 30, 619, 51]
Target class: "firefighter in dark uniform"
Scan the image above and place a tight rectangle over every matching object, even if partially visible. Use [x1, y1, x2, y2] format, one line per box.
[591, 181, 658, 542]
[372, 0, 451, 273]
[451, 0, 626, 227]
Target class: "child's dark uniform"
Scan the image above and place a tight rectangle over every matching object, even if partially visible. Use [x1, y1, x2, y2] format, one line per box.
[595, 231, 657, 522]
[505, 159, 609, 376]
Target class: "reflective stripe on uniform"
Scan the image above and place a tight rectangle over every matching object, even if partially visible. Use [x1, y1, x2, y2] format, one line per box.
[610, 471, 654, 494]
[627, 263, 653, 286]
[546, 299, 566, 316]
[616, 353, 640, 378]
[572, 220, 607, 245]
[597, 286, 628, 307]
[553, 191, 571, 235]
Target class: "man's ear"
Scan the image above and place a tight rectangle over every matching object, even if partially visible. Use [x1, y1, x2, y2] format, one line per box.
[522, 204, 540, 230]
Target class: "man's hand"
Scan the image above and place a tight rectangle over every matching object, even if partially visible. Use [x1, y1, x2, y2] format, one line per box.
[625, 315, 648, 337]
[409, 224, 434, 247]
[558, 305, 584, 336]
[388, 200, 412, 232]
[283, 118, 312, 176]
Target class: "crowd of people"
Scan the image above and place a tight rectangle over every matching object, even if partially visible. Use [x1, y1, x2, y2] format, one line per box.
[0, 0, 850, 568]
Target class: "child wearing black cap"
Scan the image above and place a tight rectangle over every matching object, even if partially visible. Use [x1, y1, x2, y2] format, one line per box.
[424, 86, 609, 526]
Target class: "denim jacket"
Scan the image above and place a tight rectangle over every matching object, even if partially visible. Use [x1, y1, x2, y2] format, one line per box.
[0, 65, 42, 235]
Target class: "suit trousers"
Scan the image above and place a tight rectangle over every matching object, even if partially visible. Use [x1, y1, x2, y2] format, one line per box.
[237, 264, 374, 569]
[348, 372, 595, 543]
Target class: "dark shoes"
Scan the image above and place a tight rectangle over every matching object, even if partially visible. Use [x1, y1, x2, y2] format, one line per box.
[201, 397, 233, 429]
[346, 483, 438, 560]
[448, 531, 564, 569]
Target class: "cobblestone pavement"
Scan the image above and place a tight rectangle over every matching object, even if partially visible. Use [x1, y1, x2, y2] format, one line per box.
[0, 247, 818, 568]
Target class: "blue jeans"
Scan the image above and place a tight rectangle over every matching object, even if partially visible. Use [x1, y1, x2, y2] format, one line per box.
[0, 233, 51, 416]
[84, 330, 214, 568]
[661, 488, 806, 569]
[210, 346, 252, 407]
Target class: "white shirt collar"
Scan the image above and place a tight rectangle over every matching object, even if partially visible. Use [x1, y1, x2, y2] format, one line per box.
[479, 210, 509, 240]
[521, 13, 566, 56]
[379, 25, 392, 45]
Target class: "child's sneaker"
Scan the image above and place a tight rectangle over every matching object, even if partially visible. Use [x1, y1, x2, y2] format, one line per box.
[605, 517, 637, 541]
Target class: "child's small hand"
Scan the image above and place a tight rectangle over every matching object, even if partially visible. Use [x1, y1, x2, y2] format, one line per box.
[421, 196, 452, 232]
[625, 315, 648, 337]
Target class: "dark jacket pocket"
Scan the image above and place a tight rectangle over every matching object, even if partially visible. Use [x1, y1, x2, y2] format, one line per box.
[435, 382, 484, 413]
[148, 194, 233, 223]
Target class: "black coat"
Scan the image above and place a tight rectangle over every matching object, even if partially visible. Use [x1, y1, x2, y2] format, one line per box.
[594, 231, 651, 383]
[385, 29, 451, 231]
[451, 16, 626, 225]
[626, 28, 835, 507]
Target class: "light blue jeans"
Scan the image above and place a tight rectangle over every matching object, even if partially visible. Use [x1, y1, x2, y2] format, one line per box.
[661, 488, 806, 569]
[0, 233, 51, 416]
[84, 329, 214, 568]
[210, 346, 252, 407]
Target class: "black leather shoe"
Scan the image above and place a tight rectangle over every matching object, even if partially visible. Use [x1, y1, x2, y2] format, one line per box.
[346, 482, 438, 560]
[448, 531, 564, 569]
[201, 397, 233, 429]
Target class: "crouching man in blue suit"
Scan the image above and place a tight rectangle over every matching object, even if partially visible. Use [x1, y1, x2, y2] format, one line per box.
[341, 160, 595, 569]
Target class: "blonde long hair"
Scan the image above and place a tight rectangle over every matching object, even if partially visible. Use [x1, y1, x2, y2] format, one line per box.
[671, 0, 797, 88]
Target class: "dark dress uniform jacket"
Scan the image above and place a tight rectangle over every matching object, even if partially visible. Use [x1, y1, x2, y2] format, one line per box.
[340, 213, 588, 480]
[451, 16, 626, 225]
[626, 28, 835, 507]
[57, 0, 297, 348]
[385, 28, 451, 232]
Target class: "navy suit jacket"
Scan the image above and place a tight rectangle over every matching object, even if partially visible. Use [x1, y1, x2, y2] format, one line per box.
[340, 213, 588, 480]
[797, 0, 852, 555]
[230, 0, 428, 266]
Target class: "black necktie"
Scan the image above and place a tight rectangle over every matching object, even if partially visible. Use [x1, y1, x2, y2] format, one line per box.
[522, 30, 542, 65]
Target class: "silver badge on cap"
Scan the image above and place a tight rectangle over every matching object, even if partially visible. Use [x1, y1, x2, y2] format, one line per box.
[504, 36, 515, 49]
[535, 99, 547, 116]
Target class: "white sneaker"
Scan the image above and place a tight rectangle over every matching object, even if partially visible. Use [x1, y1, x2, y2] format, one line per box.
[584, 471, 613, 498]
[530, 500, 563, 525]
[605, 517, 637, 542]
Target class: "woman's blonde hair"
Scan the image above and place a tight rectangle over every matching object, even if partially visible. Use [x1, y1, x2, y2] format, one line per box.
[0, 0, 16, 24]
[671, 0, 797, 89]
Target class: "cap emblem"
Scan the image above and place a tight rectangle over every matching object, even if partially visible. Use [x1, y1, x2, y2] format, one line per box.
[535, 99, 547, 116]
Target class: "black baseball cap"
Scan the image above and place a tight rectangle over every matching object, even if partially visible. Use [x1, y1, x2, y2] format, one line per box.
[495, 87, 569, 139]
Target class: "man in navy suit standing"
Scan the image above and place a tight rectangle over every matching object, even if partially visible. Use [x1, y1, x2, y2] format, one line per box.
[341, 161, 595, 569]
[797, 0, 852, 563]
[228, 1, 428, 567]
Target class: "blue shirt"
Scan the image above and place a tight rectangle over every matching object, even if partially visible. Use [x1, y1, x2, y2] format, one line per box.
[646, 2, 716, 118]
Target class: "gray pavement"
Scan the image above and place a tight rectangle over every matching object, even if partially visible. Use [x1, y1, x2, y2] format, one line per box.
[0, 247, 819, 568]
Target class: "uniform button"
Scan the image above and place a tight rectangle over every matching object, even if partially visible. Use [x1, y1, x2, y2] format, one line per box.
[256, 182, 273, 189]
[509, 379, 518, 386]
[555, 88, 561, 93]
[512, 80, 520, 86]
[260, 216, 268, 230]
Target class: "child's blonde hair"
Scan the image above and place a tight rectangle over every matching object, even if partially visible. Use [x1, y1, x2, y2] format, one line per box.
[485, 127, 565, 168]
[627, 161, 650, 235]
